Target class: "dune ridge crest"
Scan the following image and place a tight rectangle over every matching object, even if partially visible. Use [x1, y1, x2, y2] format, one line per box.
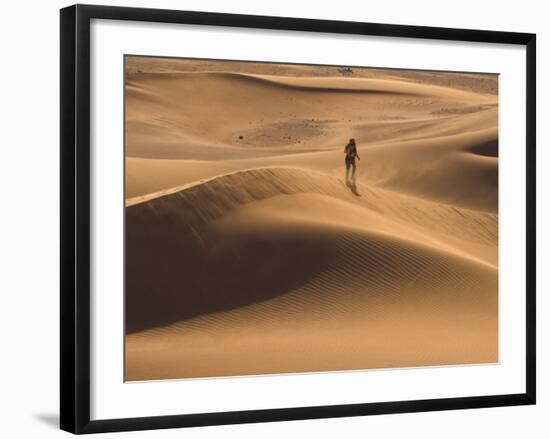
[129, 71, 494, 100]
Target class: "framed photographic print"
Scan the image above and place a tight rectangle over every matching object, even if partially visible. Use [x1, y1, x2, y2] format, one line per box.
[60, 4, 536, 434]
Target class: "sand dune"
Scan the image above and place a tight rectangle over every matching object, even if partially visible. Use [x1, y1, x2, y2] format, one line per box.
[126, 70, 497, 210]
[126, 57, 499, 95]
[126, 168, 497, 380]
[126, 124, 497, 212]
[125, 71, 496, 157]
[124, 58, 498, 381]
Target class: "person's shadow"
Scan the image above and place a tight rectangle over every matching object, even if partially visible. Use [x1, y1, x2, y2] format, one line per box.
[346, 179, 360, 196]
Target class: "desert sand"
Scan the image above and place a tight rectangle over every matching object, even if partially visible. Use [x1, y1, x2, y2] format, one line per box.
[124, 57, 498, 381]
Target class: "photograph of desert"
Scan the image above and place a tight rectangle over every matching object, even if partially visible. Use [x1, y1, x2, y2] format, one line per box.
[124, 56, 498, 381]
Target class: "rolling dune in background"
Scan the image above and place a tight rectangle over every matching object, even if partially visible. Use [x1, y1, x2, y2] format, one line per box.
[124, 57, 498, 381]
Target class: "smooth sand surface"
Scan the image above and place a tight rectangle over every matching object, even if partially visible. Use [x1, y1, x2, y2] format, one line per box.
[124, 58, 498, 381]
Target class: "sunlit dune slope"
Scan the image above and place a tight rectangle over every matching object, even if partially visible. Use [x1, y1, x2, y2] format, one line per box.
[125, 70, 497, 211]
[126, 57, 498, 94]
[126, 120, 497, 212]
[125, 71, 496, 158]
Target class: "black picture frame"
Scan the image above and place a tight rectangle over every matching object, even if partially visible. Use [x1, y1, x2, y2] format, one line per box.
[60, 4, 536, 434]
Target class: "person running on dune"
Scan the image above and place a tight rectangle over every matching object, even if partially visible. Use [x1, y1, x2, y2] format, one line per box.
[344, 138, 360, 182]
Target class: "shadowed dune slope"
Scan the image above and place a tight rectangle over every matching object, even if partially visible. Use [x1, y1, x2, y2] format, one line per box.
[125, 168, 497, 380]
[126, 168, 497, 333]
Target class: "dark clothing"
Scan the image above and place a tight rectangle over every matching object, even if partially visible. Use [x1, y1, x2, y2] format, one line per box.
[345, 156, 356, 179]
[345, 143, 357, 157]
[344, 142, 358, 180]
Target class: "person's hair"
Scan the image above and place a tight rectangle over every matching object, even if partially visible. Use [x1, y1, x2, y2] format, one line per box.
[349, 138, 356, 144]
